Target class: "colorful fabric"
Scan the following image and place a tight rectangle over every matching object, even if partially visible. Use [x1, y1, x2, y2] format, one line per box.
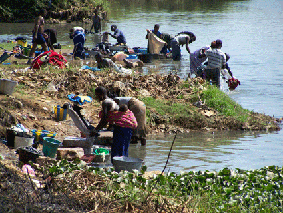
[228, 77, 240, 90]
[68, 94, 92, 105]
[32, 50, 67, 69]
[100, 110, 138, 129]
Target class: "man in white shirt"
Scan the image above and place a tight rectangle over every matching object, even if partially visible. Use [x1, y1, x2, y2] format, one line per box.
[204, 39, 226, 87]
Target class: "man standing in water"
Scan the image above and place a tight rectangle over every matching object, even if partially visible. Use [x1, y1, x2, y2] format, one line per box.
[204, 39, 226, 87]
[27, 9, 48, 64]
[90, 9, 101, 33]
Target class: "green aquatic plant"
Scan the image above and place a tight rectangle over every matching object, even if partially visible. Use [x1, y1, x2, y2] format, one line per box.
[41, 158, 283, 212]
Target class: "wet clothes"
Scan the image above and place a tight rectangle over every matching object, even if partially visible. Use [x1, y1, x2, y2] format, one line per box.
[147, 32, 166, 54]
[97, 58, 114, 69]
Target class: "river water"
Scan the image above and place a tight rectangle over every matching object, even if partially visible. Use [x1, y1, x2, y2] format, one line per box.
[0, 0, 282, 173]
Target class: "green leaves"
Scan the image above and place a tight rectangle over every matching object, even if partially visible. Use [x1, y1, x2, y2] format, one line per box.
[41, 159, 283, 212]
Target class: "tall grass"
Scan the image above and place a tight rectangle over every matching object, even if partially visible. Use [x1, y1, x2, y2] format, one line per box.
[201, 85, 250, 122]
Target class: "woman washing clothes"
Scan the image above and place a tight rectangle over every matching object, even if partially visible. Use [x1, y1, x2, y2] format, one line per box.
[113, 96, 147, 146]
[92, 86, 137, 162]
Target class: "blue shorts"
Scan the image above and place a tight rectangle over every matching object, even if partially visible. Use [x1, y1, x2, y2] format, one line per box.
[32, 33, 46, 44]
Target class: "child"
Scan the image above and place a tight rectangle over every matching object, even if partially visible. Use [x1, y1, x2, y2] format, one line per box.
[101, 104, 137, 162]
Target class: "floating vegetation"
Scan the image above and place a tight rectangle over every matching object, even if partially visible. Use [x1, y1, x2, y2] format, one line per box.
[19, 159, 282, 212]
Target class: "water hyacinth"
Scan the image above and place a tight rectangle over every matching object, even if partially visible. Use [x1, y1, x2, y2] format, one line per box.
[42, 160, 283, 212]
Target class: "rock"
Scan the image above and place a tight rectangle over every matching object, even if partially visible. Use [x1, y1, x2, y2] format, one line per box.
[57, 147, 84, 160]
[139, 89, 151, 97]
[36, 156, 56, 166]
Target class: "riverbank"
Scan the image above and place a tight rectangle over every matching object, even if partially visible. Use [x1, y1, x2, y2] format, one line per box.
[0, 46, 283, 212]
[0, 47, 281, 140]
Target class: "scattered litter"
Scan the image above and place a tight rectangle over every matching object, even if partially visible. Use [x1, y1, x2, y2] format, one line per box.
[67, 93, 92, 105]
[81, 65, 100, 71]
[46, 82, 57, 92]
[22, 164, 36, 176]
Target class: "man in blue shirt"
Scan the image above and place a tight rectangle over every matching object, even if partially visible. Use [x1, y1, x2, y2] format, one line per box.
[146, 24, 169, 54]
[108, 25, 126, 45]
[146, 24, 162, 39]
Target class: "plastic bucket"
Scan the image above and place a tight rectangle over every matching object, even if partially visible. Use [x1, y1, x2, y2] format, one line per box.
[32, 130, 56, 144]
[93, 147, 111, 163]
[112, 156, 144, 173]
[14, 136, 34, 149]
[53, 105, 69, 121]
[18, 146, 43, 163]
[94, 148, 110, 155]
[126, 54, 138, 59]
[42, 137, 61, 158]
[0, 79, 18, 95]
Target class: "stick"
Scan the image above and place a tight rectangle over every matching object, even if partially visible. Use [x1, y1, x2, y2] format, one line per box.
[142, 133, 177, 206]
[161, 133, 177, 174]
